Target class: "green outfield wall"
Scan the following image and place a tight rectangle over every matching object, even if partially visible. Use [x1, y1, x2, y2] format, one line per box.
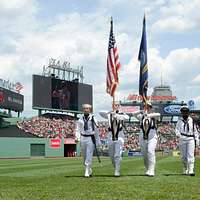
[0, 137, 65, 158]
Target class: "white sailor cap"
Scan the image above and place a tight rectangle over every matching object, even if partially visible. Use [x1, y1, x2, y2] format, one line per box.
[82, 104, 92, 109]
[180, 105, 189, 112]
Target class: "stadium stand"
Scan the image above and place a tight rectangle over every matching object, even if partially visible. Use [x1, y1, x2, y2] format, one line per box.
[17, 113, 76, 138]
[98, 122, 198, 151]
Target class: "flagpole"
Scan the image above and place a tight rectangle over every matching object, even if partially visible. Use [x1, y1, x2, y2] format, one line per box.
[144, 13, 147, 111]
[112, 94, 115, 111]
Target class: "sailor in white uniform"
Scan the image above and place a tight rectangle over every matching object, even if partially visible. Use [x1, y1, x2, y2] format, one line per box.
[133, 101, 160, 177]
[175, 105, 199, 176]
[75, 104, 101, 177]
[99, 102, 129, 176]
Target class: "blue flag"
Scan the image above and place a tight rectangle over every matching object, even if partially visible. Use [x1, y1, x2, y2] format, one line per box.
[138, 15, 148, 102]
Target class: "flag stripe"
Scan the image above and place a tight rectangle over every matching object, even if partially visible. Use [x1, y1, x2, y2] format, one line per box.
[108, 53, 117, 80]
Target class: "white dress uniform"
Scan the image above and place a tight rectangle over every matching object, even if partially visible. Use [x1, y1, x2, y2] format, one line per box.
[175, 116, 199, 175]
[134, 111, 160, 176]
[75, 114, 101, 177]
[99, 111, 129, 176]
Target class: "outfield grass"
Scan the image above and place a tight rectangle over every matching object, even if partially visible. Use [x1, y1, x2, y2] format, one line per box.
[0, 156, 200, 200]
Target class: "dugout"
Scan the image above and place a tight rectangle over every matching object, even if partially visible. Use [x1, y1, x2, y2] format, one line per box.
[64, 138, 80, 157]
[64, 144, 76, 157]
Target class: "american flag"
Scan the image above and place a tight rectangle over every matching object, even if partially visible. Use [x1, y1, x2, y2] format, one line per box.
[15, 82, 23, 92]
[106, 17, 121, 97]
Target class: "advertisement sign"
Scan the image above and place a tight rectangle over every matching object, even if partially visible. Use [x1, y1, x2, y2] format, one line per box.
[188, 100, 195, 110]
[0, 87, 24, 111]
[172, 151, 180, 157]
[127, 94, 177, 101]
[163, 105, 182, 115]
[120, 106, 140, 113]
[50, 139, 61, 148]
[128, 151, 143, 157]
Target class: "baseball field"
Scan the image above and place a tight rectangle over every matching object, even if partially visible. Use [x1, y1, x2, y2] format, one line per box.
[0, 156, 200, 200]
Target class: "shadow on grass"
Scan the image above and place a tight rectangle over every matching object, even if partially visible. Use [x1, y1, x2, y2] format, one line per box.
[163, 173, 183, 176]
[64, 175, 84, 178]
[64, 174, 147, 178]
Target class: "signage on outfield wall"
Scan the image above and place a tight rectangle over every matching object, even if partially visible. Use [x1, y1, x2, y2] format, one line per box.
[172, 151, 180, 157]
[120, 106, 140, 113]
[128, 151, 143, 157]
[50, 139, 61, 148]
[127, 94, 177, 101]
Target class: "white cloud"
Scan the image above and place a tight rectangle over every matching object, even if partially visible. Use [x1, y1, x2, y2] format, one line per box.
[0, 0, 38, 36]
[152, 16, 194, 32]
[164, 48, 200, 84]
[151, 0, 200, 32]
[0, 0, 33, 10]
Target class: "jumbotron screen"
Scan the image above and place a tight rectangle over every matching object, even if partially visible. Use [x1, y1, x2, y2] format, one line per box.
[0, 87, 24, 112]
[32, 75, 93, 112]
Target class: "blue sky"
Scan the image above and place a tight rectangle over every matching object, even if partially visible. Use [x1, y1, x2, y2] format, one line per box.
[0, 0, 200, 116]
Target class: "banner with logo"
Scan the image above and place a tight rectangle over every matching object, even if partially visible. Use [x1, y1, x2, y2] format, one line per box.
[120, 106, 140, 113]
[50, 139, 61, 148]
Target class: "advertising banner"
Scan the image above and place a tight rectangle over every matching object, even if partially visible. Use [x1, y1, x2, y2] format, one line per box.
[50, 139, 61, 148]
[120, 106, 140, 113]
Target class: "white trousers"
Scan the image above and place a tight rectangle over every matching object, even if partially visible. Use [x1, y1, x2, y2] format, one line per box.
[108, 139, 123, 171]
[81, 137, 94, 167]
[180, 139, 195, 167]
[140, 135, 157, 172]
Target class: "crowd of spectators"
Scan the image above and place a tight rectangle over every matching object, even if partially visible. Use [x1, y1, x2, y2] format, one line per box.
[17, 116, 75, 138]
[123, 123, 180, 151]
[124, 134, 140, 151]
[157, 123, 176, 135]
[98, 122, 197, 151]
[98, 122, 108, 140]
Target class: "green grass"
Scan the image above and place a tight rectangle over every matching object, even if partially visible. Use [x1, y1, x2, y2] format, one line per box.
[0, 156, 200, 200]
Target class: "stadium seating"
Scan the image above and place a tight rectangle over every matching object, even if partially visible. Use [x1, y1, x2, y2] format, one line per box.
[17, 114, 76, 138]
